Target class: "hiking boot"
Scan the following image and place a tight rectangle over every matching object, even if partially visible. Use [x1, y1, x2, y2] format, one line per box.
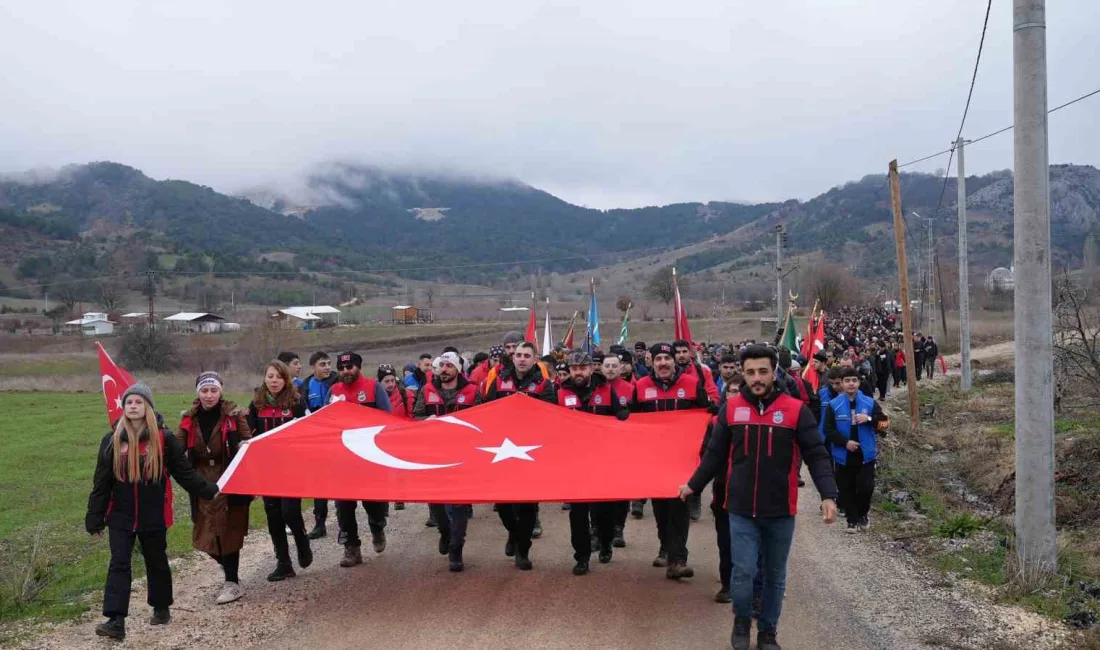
[845, 522, 858, 534]
[531, 515, 542, 539]
[425, 512, 438, 527]
[858, 516, 871, 532]
[572, 561, 589, 576]
[504, 537, 516, 557]
[394, 502, 405, 510]
[611, 526, 626, 548]
[714, 587, 732, 604]
[297, 541, 313, 569]
[149, 607, 171, 626]
[307, 523, 327, 540]
[590, 534, 600, 552]
[665, 562, 694, 579]
[757, 629, 782, 650]
[438, 531, 451, 555]
[630, 500, 645, 519]
[215, 581, 243, 604]
[372, 529, 387, 553]
[339, 545, 363, 568]
[515, 553, 533, 571]
[598, 548, 612, 564]
[267, 561, 296, 581]
[95, 616, 125, 640]
[652, 551, 668, 568]
[731, 617, 752, 650]
[449, 546, 464, 572]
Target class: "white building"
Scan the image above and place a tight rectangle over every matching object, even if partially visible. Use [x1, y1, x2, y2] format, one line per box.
[272, 305, 342, 328]
[163, 312, 227, 333]
[986, 267, 1015, 293]
[65, 312, 115, 336]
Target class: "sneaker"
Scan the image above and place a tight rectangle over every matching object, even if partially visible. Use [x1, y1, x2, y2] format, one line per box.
[504, 538, 516, 557]
[598, 548, 612, 564]
[95, 616, 126, 640]
[307, 524, 327, 540]
[394, 502, 405, 510]
[665, 562, 694, 580]
[731, 617, 751, 650]
[297, 541, 313, 569]
[531, 516, 542, 539]
[438, 531, 451, 555]
[337, 528, 348, 545]
[714, 588, 732, 604]
[149, 607, 170, 626]
[572, 561, 589, 576]
[630, 500, 645, 519]
[215, 581, 243, 604]
[845, 522, 858, 534]
[448, 546, 464, 572]
[611, 526, 626, 548]
[267, 562, 296, 581]
[652, 551, 669, 568]
[372, 530, 387, 554]
[858, 516, 871, 532]
[515, 553, 533, 571]
[339, 546, 363, 568]
[757, 629, 782, 650]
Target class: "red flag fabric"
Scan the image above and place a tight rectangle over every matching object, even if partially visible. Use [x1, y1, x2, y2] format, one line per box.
[218, 396, 710, 502]
[96, 342, 136, 425]
[561, 320, 575, 349]
[672, 269, 693, 343]
[524, 304, 537, 349]
[799, 311, 816, 360]
[801, 312, 827, 391]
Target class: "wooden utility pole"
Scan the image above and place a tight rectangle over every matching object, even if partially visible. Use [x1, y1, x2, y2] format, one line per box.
[889, 160, 921, 431]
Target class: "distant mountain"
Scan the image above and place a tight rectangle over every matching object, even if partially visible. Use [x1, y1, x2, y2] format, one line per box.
[1, 160, 1098, 297]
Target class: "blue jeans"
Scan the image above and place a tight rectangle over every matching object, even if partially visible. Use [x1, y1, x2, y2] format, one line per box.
[728, 513, 796, 633]
[429, 504, 471, 550]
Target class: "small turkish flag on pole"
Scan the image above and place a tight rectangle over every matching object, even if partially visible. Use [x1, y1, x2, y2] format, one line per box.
[524, 291, 538, 350]
[96, 342, 135, 425]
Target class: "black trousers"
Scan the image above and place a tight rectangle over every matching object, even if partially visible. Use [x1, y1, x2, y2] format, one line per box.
[568, 502, 615, 561]
[614, 500, 630, 528]
[835, 461, 876, 524]
[496, 503, 538, 556]
[263, 496, 308, 563]
[336, 500, 388, 547]
[877, 375, 889, 400]
[313, 499, 328, 525]
[915, 356, 924, 380]
[103, 527, 171, 618]
[651, 497, 690, 563]
[893, 365, 905, 387]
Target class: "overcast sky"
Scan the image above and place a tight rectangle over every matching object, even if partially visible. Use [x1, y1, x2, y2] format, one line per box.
[1, 1, 1097, 208]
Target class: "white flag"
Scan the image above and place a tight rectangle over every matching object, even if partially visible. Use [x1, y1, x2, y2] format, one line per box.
[541, 298, 553, 356]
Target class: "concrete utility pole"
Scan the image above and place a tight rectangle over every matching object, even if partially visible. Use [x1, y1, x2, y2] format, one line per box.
[889, 161, 921, 431]
[775, 225, 784, 326]
[957, 138, 973, 392]
[1013, 0, 1057, 578]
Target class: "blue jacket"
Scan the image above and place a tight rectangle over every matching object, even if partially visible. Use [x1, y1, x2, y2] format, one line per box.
[824, 392, 878, 465]
[304, 374, 336, 412]
[402, 374, 420, 390]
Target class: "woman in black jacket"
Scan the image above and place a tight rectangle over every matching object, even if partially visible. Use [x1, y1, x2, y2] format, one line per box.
[85, 383, 219, 642]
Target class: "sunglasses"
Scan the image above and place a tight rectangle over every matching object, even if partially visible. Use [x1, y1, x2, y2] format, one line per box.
[336, 364, 356, 370]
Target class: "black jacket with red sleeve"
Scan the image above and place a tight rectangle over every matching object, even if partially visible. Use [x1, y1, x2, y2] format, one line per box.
[687, 385, 838, 518]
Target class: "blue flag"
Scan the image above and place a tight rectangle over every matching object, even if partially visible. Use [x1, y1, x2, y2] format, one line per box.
[585, 279, 600, 351]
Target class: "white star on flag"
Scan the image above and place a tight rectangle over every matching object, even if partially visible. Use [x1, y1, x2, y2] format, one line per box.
[476, 438, 541, 464]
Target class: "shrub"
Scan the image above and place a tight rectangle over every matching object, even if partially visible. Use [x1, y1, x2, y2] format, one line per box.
[935, 513, 983, 539]
[118, 329, 180, 372]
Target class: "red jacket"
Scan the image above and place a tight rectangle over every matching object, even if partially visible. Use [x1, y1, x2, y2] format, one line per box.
[681, 362, 720, 403]
[388, 385, 414, 419]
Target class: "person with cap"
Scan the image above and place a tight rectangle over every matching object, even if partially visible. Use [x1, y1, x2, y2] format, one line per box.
[329, 351, 393, 569]
[412, 351, 479, 571]
[630, 342, 711, 580]
[247, 360, 312, 583]
[553, 360, 569, 386]
[378, 364, 413, 420]
[673, 339, 720, 404]
[467, 351, 491, 386]
[479, 340, 556, 570]
[556, 349, 629, 575]
[87, 382, 220, 641]
[633, 341, 651, 378]
[678, 345, 839, 650]
[176, 371, 252, 605]
[302, 351, 338, 540]
[616, 349, 636, 383]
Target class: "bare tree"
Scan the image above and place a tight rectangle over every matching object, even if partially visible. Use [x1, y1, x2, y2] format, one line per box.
[99, 280, 124, 312]
[807, 263, 859, 312]
[616, 295, 633, 313]
[1054, 270, 1100, 411]
[425, 284, 435, 308]
[645, 266, 684, 305]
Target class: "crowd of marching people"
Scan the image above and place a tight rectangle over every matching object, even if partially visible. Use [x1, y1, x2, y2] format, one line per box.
[85, 305, 917, 649]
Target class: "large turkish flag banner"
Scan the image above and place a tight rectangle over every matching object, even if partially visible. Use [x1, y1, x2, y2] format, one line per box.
[218, 395, 710, 502]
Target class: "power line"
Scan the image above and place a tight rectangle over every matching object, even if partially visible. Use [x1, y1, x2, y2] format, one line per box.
[898, 84, 1100, 168]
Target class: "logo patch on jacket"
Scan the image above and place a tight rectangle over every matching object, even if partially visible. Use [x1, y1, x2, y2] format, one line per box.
[427, 393, 441, 403]
[734, 407, 751, 422]
[457, 395, 466, 404]
[645, 388, 658, 399]
[500, 380, 514, 391]
[357, 391, 367, 403]
[282, 409, 292, 417]
[619, 396, 628, 406]
[564, 396, 578, 407]
[594, 395, 602, 405]
[772, 411, 784, 425]
[676, 388, 686, 398]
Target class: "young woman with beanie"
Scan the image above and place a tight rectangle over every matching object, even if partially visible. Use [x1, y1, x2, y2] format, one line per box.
[247, 360, 311, 582]
[177, 371, 252, 604]
[86, 383, 219, 641]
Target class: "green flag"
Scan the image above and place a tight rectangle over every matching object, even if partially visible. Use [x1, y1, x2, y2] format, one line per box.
[617, 305, 630, 346]
[780, 311, 799, 352]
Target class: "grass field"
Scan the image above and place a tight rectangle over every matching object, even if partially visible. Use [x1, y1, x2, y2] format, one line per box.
[0, 391, 268, 629]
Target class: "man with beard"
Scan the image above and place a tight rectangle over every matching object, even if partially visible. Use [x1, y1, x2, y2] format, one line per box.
[633, 341, 652, 379]
[631, 343, 711, 580]
[302, 351, 338, 540]
[329, 352, 392, 569]
[674, 339, 720, 403]
[679, 345, 838, 650]
[557, 350, 629, 575]
[413, 352, 479, 572]
[617, 350, 636, 383]
[479, 341, 555, 570]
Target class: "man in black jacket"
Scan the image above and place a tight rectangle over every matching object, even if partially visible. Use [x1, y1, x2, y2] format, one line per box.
[679, 345, 838, 650]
